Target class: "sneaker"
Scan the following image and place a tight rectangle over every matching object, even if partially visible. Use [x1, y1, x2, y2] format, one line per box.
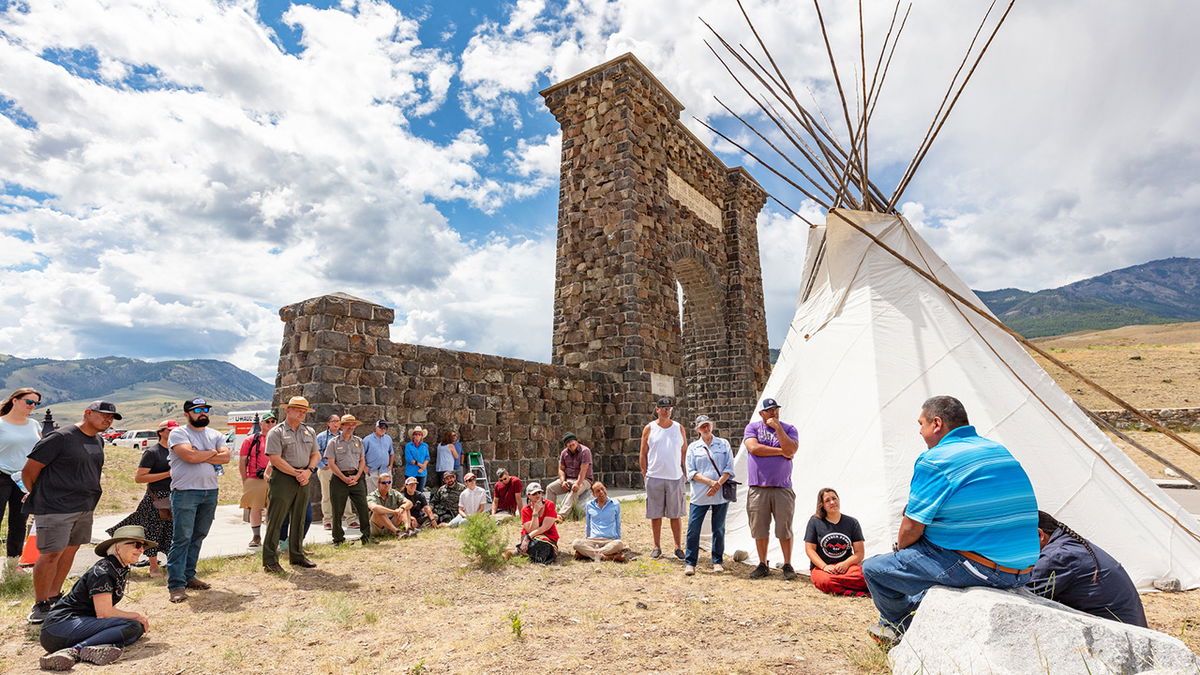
[248, 536, 262, 548]
[713, 564, 725, 573]
[27, 599, 52, 624]
[684, 565, 695, 576]
[39, 647, 78, 671]
[673, 548, 685, 560]
[349, 521, 359, 528]
[781, 563, 797, 581]
[323, 522, 332, 530]
[749, 562, 770, 579]
[78, 644, 123, 666]
[868, 621, 902, 647]
[650, 547, 662, 559]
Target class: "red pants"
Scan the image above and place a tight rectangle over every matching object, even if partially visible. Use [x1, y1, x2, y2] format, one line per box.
[811, 564, 869, 596]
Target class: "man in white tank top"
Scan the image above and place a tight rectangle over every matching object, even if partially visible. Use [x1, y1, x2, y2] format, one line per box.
[639, 397, 687, 559]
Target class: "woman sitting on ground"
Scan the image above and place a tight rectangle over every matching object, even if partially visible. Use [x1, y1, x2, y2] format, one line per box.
[803, 488, 868, 596]
[1028, 510, 1146, 627]
[39, 525, 152, 671]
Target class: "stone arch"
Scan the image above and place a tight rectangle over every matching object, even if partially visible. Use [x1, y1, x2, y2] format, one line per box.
[671, 242, 725, 333]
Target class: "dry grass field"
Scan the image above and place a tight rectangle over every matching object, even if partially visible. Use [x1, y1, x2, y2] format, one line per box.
[1, 500, 1196, 675]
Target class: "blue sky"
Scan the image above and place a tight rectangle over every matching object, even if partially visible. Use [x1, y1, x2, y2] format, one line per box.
[1, 1, 1198, 382]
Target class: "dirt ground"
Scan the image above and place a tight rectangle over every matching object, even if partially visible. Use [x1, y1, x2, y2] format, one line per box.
[1, 500, 1196, 674]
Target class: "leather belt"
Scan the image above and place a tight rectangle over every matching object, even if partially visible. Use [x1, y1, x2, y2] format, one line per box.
[955, 549, 1033, 575]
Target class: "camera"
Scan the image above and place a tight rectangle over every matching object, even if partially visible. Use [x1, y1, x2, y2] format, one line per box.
[255, 468, 266, 479]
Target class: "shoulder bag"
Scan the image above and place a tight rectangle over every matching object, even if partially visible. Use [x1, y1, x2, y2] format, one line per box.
[703, 444, 739, 502]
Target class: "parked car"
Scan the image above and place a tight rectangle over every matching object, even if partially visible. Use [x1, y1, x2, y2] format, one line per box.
[102, 429, 127, 441]
[113, 429, 158, 450]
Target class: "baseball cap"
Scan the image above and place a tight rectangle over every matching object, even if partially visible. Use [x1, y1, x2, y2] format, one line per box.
[183, 397, 209, 413]
[495, 467, 508, 479]
[375, 420, 389, 428]
[404, 476, 418, 485]
[156, 419, 180, 431]
[656, 397, 674, 407]
[464, 472, 476, 481]
[261, 412, 277, 422]
[526, 481, 544, 495]
[758, 397, 781, 412]
[693, 414, 714, 430]
[86, 401, 123, 420]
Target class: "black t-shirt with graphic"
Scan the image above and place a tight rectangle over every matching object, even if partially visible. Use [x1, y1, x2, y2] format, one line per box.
[25, 425, 104, 515]
[803, 514, 865, 568]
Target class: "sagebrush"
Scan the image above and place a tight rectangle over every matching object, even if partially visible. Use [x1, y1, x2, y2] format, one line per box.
[459, 513, 508, 570]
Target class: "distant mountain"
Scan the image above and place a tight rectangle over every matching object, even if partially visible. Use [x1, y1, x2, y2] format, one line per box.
[0, 355, 272, 405]
[976, 258, 1200, 338]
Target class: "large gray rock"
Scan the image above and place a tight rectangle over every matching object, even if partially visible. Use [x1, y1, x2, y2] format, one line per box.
[889, 586, 1199, 674]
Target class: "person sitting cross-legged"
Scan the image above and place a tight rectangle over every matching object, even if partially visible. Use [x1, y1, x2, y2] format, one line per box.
[367, 473, 415, 538]
[571, 482, 627, 562]
[1028, 510, 1146, 627]
[506, 482, 559, 564]
[448, 473, 488, 526]
[430, 471, 465, 525]
[38, 525, 152, 671]
[401, 476, 439, 528]
[804, 488, 868, 597]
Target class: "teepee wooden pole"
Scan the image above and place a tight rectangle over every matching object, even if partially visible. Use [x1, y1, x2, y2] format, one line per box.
[1081, 406, 1200, 490]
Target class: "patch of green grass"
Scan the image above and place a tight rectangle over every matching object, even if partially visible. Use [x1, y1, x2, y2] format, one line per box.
[277, 615, 308, 636]
[423, 592, 450, 607]
[0, 569, 33, 598]
[321, 591, 371, 627]
[222, 646, 246, 667]
[844, 643, 890, 673]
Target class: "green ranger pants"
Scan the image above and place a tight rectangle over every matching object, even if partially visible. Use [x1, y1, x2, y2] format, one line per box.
[329, 475, 372, 545]
[263, 471, 309, 565]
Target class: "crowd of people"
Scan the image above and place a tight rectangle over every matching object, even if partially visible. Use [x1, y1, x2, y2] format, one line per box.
[0, 386, 1152, 670]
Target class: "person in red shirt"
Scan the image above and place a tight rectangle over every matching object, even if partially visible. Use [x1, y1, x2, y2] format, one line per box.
[508, 482, 558, 564]
[491, 467, 524, 523]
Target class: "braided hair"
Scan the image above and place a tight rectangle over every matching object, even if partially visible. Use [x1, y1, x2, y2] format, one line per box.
[1038, 511, 1099, 584]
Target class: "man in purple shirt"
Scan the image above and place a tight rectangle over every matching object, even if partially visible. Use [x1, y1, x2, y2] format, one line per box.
[743, 397, 799, 580]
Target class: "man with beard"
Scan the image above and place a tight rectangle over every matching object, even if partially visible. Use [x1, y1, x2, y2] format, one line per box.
[22, 401, 119, 624]
[262, 397, 321, 573]
[166, 397, 231, 603]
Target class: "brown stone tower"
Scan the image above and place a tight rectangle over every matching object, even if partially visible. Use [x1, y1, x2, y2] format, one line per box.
[541, 53, 770, 431]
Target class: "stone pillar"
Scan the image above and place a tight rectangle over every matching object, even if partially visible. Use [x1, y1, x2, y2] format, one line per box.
[273, 293, 396, 425]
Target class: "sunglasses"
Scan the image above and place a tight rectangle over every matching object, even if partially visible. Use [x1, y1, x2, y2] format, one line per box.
[190, 408, 212, 414]
[22, 398, 40, 406]
[125, 541, 146, 551]
[380, 481, 393, 485]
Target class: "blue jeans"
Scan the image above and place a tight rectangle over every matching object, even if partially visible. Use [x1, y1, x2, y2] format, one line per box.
[41, 616, 144, 652]
[167, 489, 218, 590]
[279, 503, 313, 543]
[685, 501, 729, 566]
[862, 538, 1031, 631]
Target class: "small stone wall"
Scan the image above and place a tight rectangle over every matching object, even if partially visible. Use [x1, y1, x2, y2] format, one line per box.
[1093, 408, 1200, 432]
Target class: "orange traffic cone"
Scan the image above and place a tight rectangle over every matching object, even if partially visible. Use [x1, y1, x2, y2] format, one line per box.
[18, 520, 39, 568]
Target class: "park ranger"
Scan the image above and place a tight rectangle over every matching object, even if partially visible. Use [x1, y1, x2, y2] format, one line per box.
[262, 396, 321, 573]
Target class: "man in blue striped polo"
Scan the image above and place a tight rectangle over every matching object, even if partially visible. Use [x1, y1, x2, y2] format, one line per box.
[862, 395, 1039, 645]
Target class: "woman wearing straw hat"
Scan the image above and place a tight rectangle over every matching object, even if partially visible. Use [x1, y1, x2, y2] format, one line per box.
[38, 525, 151, 670]
[325, 415, 373, 546]
[403, 426, 430, 492]
[104, 419, 178, 577]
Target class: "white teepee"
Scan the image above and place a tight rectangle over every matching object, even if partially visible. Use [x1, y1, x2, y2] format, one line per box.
[722, 209, 1200, 590]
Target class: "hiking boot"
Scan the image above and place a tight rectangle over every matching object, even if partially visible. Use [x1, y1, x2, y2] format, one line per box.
[290, 557, 317, 568]
[782, 563, 797, 581]
[39, 648, 78, 671]
[868, 622, 902, 647]
[684, 565, 696, 576]
[248, 536, 262, 548]
[263, 562, 286, 574]
[185, 578, 211, 590]
[749, 562, 770, 579]
[168, 588, 188, 603]
[78, 644, 123, 666]
[712, 564, 725, 573]
[27, 599, 53, 624]
[650, 547, 662, 559]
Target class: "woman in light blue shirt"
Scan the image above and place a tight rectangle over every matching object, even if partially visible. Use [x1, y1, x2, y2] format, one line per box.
[684, 415, 735, 575]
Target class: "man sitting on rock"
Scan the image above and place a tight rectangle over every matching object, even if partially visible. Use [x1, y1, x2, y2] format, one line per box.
[1028, 510, 1146, 627]
[430, 471, 464, 525]
[861, 395, 1040, 645]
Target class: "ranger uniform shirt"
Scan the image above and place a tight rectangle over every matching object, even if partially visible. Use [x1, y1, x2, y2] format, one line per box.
[325, 435, 365, 473]
[265, 421, 318, 469]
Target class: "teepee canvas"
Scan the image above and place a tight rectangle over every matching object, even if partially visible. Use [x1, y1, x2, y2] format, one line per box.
[721, 209, 1200, 590]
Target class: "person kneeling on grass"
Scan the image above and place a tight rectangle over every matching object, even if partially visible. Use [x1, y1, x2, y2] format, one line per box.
[39, 525, 151, 671]
[804, 488, 868, 596]
[506, 482, 559, 564]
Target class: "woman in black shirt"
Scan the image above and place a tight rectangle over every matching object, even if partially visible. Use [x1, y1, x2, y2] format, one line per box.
[104, 420, 175, 577]
[39, 525, 151, 670]
[803, 487, 869, 596]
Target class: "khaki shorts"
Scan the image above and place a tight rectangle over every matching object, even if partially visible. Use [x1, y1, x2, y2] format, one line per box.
[747, 486, 795, 540]
[35, 511, 94, 553]
[240, 478, 268, 509]
[645, 476, 685, 519]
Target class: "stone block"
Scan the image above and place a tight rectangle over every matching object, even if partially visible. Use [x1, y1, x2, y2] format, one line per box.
[890, 586, 1200, 675]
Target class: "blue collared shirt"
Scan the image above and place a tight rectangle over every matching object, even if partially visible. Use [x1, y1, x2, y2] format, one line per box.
[686, 436, 735, 505]
[362, 432, 393, 473]
[906, 425, 1040, 569]
[584, 497, 621, 540]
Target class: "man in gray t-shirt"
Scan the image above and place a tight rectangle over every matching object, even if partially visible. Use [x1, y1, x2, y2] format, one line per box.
[165, 397, 230, 603]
